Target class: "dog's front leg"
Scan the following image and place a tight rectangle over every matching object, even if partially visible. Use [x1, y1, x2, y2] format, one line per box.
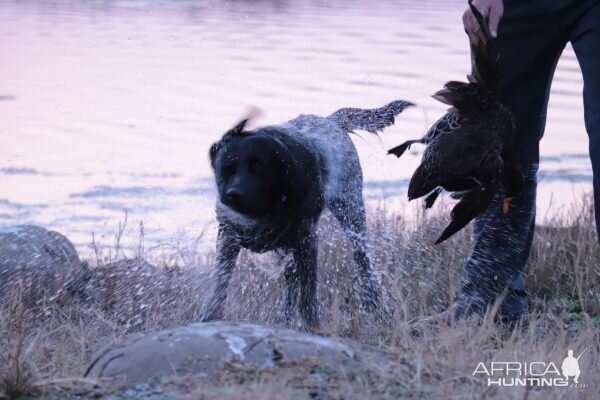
[293, 230, 320, 331]
[201, 226, 240, 322]
[276, 255, 300, 324]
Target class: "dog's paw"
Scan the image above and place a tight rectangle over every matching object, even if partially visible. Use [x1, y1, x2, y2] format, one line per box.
[300, 314, 321, 333]
[200, 313, 220, 323]
[273, 305, 295, 326]
[298, 303, 321, 332]
[200, 304, 224, 322]
[359, 274, 382, 312]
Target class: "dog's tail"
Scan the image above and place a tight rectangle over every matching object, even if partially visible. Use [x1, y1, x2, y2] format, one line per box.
[328, 100, 414, 134]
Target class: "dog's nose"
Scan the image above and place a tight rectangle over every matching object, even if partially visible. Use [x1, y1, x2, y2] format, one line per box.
[226, 188, 244, 204]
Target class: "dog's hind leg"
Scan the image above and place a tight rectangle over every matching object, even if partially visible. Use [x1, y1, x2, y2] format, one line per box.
[328, 196, 382, 311]
[292, 229, 320, 331]
[201, 225, 241, 322]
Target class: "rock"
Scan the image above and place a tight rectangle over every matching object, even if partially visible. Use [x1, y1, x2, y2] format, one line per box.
[0, 225, 84, 304]
[85, 321, 394, 387]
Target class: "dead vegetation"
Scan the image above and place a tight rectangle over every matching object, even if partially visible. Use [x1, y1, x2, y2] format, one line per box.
[0, 195, 598, 399]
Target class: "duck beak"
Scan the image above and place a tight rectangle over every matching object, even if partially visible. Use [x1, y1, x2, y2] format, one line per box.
[503, 197, 514, 215]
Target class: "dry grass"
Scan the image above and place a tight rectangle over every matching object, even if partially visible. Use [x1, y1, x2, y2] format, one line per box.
[0, 288, 38, 399]
[0, 195, 598, 399]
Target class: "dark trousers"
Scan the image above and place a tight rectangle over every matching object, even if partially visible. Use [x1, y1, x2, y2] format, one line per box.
[461, 0, 600, 316]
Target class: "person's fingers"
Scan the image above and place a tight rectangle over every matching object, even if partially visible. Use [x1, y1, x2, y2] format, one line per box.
[488, 5, 504, 38]
[464, 11, 489, 45]
[462, 10, 480, 34]
[462, 8, 471, 27]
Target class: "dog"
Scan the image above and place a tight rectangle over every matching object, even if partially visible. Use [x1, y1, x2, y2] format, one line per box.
[202, 100, 413, 329]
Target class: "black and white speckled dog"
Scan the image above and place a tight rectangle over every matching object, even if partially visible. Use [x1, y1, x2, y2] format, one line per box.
[202, 100, 413, 329]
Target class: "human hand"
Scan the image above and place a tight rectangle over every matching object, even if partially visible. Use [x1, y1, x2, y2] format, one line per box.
[463, 0, 504, 39]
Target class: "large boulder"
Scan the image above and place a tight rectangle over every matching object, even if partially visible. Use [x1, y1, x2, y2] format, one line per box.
[85, 321, 397, 387]
[0, 225, 84, 304]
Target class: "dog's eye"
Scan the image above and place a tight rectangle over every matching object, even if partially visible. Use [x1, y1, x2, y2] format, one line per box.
[222, 163, 236, 175]
[249, 159, 264, 173]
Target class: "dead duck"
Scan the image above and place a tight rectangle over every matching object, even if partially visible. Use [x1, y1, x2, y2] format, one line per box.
[389, 0, 523, 244]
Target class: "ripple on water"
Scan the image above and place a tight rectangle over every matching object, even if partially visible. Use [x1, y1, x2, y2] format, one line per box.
[0, 0, 590, 252]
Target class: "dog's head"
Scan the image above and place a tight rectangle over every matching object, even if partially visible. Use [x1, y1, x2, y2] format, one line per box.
[210, 120, 291, 218]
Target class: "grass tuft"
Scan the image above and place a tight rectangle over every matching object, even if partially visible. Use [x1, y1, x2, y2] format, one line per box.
[0, 194, 598, 398]
[0, 287, 38, 400]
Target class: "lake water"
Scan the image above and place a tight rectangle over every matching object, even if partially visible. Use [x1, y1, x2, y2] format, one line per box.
[0, 0, 593, 258]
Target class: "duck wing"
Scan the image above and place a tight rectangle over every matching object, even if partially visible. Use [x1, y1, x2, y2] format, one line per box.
[434, 179, 499, 244]
[407, 124, 493, 200]
[423, 112, 463, 142]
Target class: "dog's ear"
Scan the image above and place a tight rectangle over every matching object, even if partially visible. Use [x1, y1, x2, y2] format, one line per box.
[209, 142, 220, 169]
[228, 118, 249, 136]
[209, 119, 249, 168]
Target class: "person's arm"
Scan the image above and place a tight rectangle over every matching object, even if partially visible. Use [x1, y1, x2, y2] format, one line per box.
[463, 0, 504, 38]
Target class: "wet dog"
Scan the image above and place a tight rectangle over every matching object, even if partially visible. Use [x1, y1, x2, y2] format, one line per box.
[202, 100, 413, 329]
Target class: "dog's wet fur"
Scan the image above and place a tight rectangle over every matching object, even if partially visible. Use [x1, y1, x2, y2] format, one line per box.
[202, 100, 413, 330]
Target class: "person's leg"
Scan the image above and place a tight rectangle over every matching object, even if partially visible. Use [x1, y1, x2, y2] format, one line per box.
[456, 1, 568, 318]
[569, 0, 600, 240]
